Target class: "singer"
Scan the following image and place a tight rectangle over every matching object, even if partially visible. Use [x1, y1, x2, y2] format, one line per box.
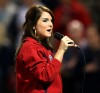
[15, 5, 75, 93]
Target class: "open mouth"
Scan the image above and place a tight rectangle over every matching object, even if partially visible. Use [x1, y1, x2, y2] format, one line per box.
[47, 29, 51, 32]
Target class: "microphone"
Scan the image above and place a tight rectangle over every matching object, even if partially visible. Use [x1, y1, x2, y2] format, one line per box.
[54, 32, 64, 41]
[54, 32, 79, 47]
[54, 32, 85, 91]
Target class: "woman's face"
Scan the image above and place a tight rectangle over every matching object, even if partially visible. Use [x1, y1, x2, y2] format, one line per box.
[35, 11, 53, 39]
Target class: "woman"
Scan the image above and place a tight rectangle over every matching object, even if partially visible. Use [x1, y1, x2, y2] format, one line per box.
[16, 5, 75, 93]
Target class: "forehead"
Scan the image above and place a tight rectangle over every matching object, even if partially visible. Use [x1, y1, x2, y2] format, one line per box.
[40, 11, 52, 19]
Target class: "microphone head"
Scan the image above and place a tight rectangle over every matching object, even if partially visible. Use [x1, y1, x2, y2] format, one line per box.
[54, 32, 64, 40]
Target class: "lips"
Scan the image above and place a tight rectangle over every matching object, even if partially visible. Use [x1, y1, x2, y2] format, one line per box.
[47, 29, 51, 32]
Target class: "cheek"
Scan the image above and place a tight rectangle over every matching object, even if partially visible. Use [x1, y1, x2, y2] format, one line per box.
[36, 25, 47, 36]
[37, 23, 46, 31]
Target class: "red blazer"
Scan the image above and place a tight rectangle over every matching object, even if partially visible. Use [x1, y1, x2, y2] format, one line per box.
[16, 37, 62, 93]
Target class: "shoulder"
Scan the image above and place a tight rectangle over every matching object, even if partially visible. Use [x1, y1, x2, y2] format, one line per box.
[22, 37, 51, 54]
[23, 37, 43, 49]
[18, 37, 52, 58]
[17, 39, 44, 60]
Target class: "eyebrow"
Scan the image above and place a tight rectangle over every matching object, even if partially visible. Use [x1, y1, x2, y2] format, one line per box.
[42, 18, 53, 22]
[42, 18, 49, 20]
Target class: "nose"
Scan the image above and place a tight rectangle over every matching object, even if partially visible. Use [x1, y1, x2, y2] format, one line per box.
[49, 21, 53, 28]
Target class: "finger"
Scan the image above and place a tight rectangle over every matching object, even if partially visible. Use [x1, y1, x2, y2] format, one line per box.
[61, 36, 67, 40]
[67, 43, 75, 47]
[67, 40, 74, 44]
[62, 36, 75, 45]
[65, 36, 71, 40]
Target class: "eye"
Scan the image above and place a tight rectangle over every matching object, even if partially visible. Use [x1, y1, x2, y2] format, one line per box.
[43, 20, 48, 22]
[43, 19, 48, 22]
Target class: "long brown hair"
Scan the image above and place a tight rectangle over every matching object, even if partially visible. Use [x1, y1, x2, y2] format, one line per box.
[16, 5, 54, 56]
[23, 5, 54, 37]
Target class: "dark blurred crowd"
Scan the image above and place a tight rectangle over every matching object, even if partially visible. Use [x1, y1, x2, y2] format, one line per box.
[0, 0, 100, 93]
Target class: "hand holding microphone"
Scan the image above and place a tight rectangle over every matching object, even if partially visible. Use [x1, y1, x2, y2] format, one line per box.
[54, 32, 77, 62]
[59, 36, 75, 51]
[54, 32, 79, 62]
[54, 32, 79, 51]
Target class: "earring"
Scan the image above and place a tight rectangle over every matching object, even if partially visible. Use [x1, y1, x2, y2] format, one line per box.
[33, 27, 36, 36]
[34, 29, 36, 36]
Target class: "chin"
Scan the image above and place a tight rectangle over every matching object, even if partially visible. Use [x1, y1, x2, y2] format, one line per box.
[46, 33, 52, 37]
[42, 35, 51, 39]
[45, 36, 51, 38]
[48, 34, 52, 37]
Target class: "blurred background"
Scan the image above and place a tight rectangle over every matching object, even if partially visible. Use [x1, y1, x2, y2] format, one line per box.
[0, 0, 100, 93]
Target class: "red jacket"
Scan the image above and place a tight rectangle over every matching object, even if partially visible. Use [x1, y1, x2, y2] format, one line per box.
[16, 37, 62, 93]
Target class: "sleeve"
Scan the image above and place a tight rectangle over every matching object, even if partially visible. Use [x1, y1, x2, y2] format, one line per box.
[22, 46, 62, 83]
